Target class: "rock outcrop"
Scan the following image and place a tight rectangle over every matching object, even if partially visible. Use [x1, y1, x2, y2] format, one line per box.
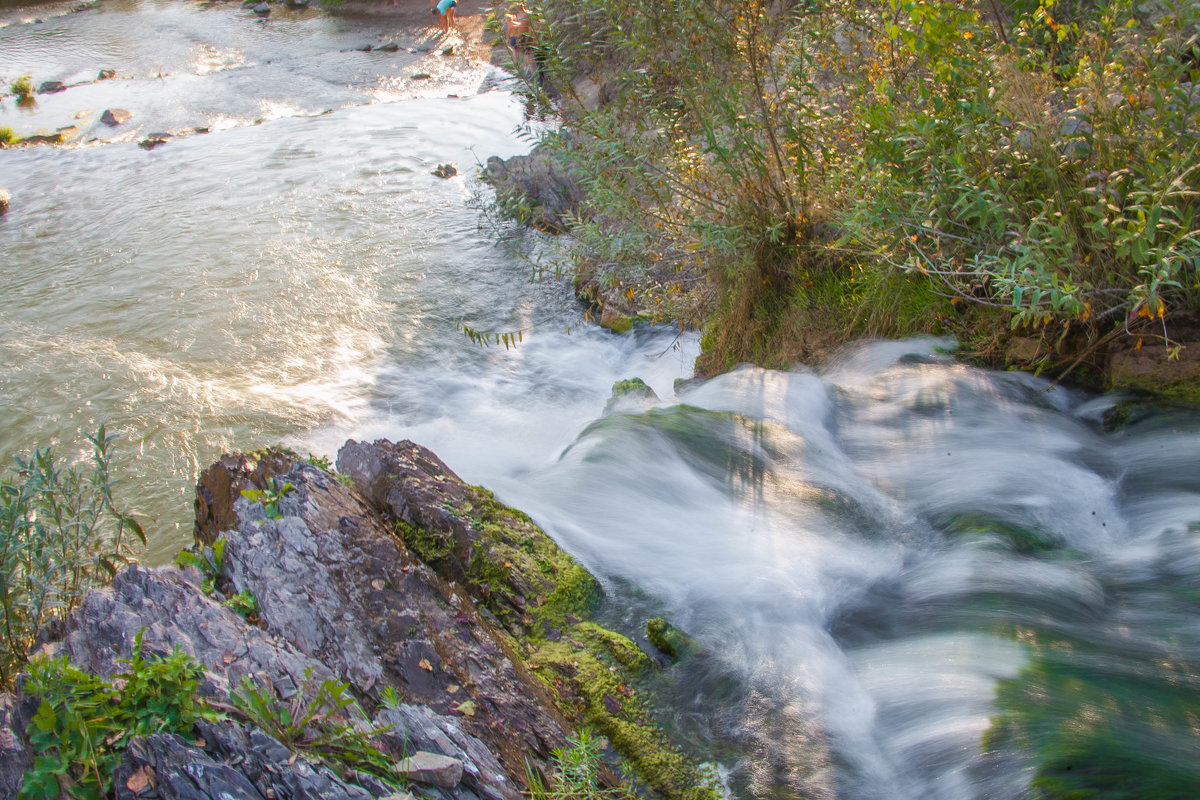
[481, 149, 584, 233]
[1, 441, 716, 800]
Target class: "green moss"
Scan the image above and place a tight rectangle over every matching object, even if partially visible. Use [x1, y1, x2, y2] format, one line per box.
[611, 377, 652, 398]
[986, 636, 1200, 800]
[398, 519, 455, 563]
[400, 481, 714, 799]
[530, 638, 718, 800]
[602, 314, 635, 334]
[645, 617, 697, 663]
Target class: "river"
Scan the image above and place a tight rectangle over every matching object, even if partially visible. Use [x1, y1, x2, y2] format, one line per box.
[3, 2, 1199, 798]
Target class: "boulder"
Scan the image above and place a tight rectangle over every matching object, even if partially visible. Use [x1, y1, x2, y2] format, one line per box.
[101, 107, 132, 126]
[395, 752, 465, 788]
[139, 132, 173, 149]
[253, 2, 270, 14]
[480, 147, 584, 233]
[376, 42, 400, 53]
[432, 163, 457, 179]
[97, 69, 116, 80]
[37, 80, 66, 94]
[20, 125, 78, 145]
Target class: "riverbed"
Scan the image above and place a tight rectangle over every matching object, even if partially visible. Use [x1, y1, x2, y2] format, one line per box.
[3, 2, 1200, 798]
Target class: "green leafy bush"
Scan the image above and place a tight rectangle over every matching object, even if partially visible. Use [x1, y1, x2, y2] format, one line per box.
[20, 632, 216, 800]
[523, 0, 1200, 373]
[8, 75, 33, 100]
[0, 127, 19, 145]
[0, 427, 144, 688]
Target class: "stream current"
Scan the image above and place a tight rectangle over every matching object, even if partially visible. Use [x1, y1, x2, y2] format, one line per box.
[3, 2, 1200, 798]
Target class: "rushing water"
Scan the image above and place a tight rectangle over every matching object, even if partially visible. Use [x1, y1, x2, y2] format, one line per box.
[4, 3, 1200, 798]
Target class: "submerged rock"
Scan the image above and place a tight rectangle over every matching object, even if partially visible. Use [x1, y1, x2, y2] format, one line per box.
[0, 188, 9, 215]
[37, 80, 66, 94]
[432, 163, 457, 179]
[101, 107, 132, 126]
[139, 132, 173, 149]
[97, 68, 116, 80]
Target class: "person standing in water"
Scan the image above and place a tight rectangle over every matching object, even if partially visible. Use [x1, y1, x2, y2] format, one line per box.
[432, 0, 456, 34]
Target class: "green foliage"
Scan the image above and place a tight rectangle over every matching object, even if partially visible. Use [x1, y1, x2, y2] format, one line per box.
[526, 729, 634, 800]
[9, 75, 33, 99]
[222, 589, 259, 620]
[379, 686, 404, 710]
[304, 453, 333, 472]
[526, 0, 1200, 373]
[241, 481, 294, 520]
[842, 0, 1200, 340]
[0, 427, 145, 688]
[174, 536, 226, 594]
[231, 667, 400, 785]
[0, 127, 19, 145]
[20, 632, 216, 800]
[535, 0, 840, 329]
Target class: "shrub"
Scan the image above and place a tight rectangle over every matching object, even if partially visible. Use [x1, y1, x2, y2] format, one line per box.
[0, 127, 19, 146]
[0, 427, 144, 688]
[20, 632, 216, 800]
[9, 75, 33, 100]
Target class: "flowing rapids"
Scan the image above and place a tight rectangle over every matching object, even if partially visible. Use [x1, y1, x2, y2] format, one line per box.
[3, 2, 1199, 797]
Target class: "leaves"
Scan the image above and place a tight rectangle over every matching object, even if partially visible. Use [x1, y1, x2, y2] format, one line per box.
[20, 634, 216, 800]
[0, 428, 144, 688]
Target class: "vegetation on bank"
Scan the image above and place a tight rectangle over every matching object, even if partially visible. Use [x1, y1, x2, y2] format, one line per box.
[0, 428, 144, 688]
[504, 0, 1199, 390]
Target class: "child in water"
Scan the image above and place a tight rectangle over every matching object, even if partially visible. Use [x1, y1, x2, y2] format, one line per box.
[432, 0, 456, 33]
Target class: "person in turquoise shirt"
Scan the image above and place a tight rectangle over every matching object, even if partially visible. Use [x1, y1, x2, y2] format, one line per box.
[432, 0, 456, 34]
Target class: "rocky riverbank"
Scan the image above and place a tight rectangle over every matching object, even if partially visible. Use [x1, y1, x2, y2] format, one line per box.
[0, 440, 717, 800]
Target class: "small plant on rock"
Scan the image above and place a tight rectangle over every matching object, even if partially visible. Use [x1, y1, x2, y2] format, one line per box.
[222, 589, 259, 621]
[241, 481, 294, 519]
[174, 536, 226, 594]
[231, 667, 400, 785]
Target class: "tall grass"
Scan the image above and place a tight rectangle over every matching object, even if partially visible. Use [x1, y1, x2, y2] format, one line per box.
[0, 427, 144, 687]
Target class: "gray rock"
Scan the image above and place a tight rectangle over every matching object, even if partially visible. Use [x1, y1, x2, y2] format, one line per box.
[376, 42, 400, 52]
[37, 80, 66, 94]
[375, 704, 518, 800]
[253, 2, 270, 14]
[481, 147, 584, 233]
[139, 132, 173, 149]
[0, 693, 32, 798]
[101, 108, 133, 126]
[396, 752, 464, 788]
